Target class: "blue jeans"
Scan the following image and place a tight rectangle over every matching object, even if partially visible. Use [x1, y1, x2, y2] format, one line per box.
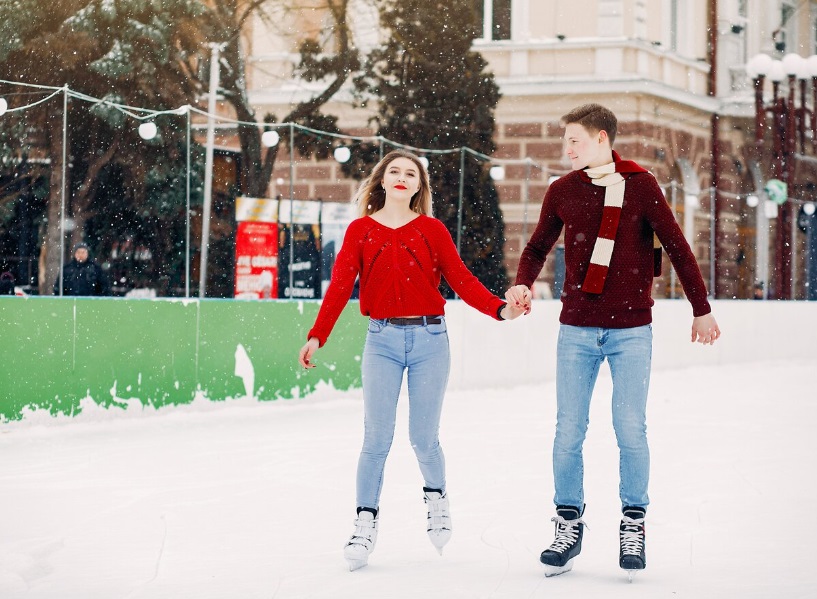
[554, 324, 652, 511]
[357, 317, 450, 510]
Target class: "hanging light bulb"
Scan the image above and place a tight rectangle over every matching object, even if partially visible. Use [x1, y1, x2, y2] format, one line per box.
[138, 121, 158, 140]
[0, 98, 7, 116]
[333, 146, 351, 163]
[262, 130, 280, 147]
[489, 165, 506, 181]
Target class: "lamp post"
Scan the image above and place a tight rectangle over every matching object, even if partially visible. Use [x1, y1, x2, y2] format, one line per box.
[199, 42, 226, 299]
[746, 52, 817, 300]
[804, 202, 817, 300]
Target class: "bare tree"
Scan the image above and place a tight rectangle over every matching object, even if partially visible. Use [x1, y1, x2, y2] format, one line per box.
[205, 0, 361, 197]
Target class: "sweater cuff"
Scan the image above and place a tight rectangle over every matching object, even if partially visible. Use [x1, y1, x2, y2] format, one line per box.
[307, 328, 327, 348]
[691, 300, 712, 318]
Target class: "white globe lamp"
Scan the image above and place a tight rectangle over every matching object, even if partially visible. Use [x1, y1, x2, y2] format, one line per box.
[138, 122, 158, 140]
[333, 146, 351, 163]
[262, 130, 280, 147]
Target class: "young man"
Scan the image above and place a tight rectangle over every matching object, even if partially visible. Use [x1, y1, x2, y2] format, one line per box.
[507, 104, 720, 578]
[54, 242, 111, 297]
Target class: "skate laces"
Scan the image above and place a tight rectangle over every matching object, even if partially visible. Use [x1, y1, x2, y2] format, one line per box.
[548, 515, 585, 553]
[620, 515, 645, 555]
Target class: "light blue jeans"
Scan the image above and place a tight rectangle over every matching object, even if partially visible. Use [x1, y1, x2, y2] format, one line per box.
[554, 324, 653, 511]
[357, 317, 450, 510]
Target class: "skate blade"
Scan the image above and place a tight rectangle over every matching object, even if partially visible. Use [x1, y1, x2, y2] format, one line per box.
[543, 558, 574, 577]
[346, 558, 368, 571]
[625, 569, 641, 583]
[428, 533, 450, 556]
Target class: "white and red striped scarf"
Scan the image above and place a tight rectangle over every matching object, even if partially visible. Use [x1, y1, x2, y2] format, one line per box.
[580, 153, 659, 294]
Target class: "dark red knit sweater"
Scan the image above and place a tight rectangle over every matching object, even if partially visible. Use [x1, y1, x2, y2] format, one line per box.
[516, 160, 711, 328]
[309, 214, 505, 346]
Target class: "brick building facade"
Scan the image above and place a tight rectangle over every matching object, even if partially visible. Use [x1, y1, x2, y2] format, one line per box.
[209, 0, 817, 300]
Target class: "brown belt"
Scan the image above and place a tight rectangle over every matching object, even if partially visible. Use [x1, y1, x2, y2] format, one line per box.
[386, 316, 442, 326]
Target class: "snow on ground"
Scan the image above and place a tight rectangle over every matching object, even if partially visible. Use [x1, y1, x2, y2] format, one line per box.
[1, 359, 815, 598]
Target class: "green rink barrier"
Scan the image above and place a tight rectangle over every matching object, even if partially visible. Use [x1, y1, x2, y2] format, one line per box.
[0, 297, 366, 422]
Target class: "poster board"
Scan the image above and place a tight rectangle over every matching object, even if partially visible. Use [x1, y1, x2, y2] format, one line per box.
[319, 202, 357, 297]
[278, 200, 322, 299]
[234, 197, 279, 299]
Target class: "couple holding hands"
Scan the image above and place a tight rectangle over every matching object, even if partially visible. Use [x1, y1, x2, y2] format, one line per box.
[298, 104, 720, 577]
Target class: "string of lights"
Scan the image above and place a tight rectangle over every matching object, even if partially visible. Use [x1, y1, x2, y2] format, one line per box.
[0, 78, 544, 170]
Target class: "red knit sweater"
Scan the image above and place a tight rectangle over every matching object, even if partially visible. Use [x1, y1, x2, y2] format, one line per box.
[308, 214, 506, 346]
[516, 161, 711, 328]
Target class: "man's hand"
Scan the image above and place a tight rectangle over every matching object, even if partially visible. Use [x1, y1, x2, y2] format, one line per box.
[504, 285, 532, 316]
[691, 314, 721, 345]
[298, 337, 321, 368]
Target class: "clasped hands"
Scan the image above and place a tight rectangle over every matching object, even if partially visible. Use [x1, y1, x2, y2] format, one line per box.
[502, 284, 532, 320]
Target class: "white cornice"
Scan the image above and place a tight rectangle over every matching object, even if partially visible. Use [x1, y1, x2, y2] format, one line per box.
[247, 78, 759, 121]
[494, 76, 720, 113]
[476, 37, 710, 74]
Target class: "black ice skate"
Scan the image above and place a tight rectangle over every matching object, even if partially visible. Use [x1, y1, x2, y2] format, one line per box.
[540, 505, 585, 577]
[619, 506, 646, 582]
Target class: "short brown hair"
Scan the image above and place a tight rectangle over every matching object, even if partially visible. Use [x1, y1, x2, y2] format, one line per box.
[561, 104, 618, 146]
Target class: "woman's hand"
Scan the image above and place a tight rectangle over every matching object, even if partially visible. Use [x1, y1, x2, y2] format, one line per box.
[500, 302, 526, 320]
[298, 337, 321, 369]
[504, 285, 532, 317]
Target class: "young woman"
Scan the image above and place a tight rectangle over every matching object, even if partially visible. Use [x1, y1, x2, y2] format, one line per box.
[298, 150, 527, 571]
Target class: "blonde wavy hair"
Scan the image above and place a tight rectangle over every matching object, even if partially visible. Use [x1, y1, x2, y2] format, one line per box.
[353, 150, 432, 217]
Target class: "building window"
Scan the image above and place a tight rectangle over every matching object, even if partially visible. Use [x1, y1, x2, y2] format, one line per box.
[776, 1, 796, 53]
[812, 2, 817, 54]
[474, 0, 512, 41]
[814, 15, 817, 54]
[669, 0, 678, 52]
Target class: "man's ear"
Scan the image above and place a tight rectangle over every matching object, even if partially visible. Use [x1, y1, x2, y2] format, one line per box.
[598, 130, 609, 144]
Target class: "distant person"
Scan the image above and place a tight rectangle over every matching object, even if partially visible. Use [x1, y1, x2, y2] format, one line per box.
[506, 103, 720, 580]
[298, 150, 527, 571]
[54, 242, 111, 296]
[0, 271, 15, 295]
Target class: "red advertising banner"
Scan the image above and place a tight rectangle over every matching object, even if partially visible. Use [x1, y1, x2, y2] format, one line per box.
[234, 197, 279, 299]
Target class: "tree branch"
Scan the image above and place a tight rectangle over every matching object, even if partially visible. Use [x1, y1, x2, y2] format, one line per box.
[73, 138, 120, 211]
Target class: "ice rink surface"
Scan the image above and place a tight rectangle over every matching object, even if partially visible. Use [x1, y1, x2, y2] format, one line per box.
[1, 359, 815, 598]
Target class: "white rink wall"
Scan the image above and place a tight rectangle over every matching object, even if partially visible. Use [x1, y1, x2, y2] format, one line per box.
[443, 299, 817, 390]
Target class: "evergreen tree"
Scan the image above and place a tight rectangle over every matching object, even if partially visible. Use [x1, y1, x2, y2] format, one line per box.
[350, 0, 508, 294]
[0, 0, 361, 296]
[0, 0, 205, 294]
